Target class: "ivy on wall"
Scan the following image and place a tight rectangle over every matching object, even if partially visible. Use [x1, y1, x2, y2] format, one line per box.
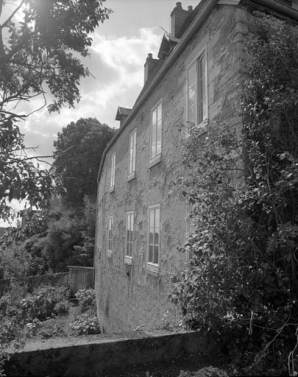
[171, 13, 298, 376]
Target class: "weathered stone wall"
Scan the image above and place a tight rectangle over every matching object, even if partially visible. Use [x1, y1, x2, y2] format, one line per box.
[7, 330, 218, 377]
[95, 4, 249, 332]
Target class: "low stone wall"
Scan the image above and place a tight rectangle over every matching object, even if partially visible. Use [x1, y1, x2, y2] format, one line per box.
[6, 330, 217, 377]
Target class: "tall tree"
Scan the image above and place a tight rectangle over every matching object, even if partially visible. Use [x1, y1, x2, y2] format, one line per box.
[0, 0, 112, 220]
[53, 118, 114, 207]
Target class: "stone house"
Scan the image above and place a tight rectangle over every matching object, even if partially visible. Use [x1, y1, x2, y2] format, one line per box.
[95, 0, 298, 332]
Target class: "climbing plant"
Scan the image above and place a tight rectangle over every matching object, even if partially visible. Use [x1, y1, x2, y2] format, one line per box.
[171, 13, 298, 375]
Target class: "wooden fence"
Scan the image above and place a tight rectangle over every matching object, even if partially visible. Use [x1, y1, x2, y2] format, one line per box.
[0, 267, 94, 297]
[68, 266, 94, 295]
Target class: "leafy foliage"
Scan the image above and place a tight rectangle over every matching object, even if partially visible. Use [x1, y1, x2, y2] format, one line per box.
[0, 0, 112, 220]
[70, 289, 100, 335]
[0, 119, 55, 221]
[75, 288, 97, 313]
[0, 283, 70, 375]
[0, 0, 111, 112]
[171, 14, 298, 376]
[0, 197, 97, 277]
[53, 118, 115, 207]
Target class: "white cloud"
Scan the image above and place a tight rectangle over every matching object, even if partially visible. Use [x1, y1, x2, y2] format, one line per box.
[19, 26, 163, 155]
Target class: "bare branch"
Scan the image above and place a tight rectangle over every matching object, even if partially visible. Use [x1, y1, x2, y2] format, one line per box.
[9, 154, 54, 162]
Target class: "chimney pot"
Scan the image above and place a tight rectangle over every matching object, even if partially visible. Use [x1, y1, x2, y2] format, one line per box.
[188, 5, 193, 12]
[176, 2, 182, 8]
[148, 53, 153, 59]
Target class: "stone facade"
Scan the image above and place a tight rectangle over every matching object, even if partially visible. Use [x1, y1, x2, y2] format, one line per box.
[95, 1, 298, 332]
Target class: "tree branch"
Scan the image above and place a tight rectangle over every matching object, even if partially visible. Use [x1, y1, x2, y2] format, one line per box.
[1, 0, 25, 29]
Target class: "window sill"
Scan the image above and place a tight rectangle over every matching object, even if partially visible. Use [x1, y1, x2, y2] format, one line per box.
[149, 154, 161, 168]
[127, 171, 136, 182]
[124, 256, 133, 265]
[146, 263, 159, 277]
[106, 250, 112, 258]
[183, 119, 208, 140]
[109, 186, 115, 193]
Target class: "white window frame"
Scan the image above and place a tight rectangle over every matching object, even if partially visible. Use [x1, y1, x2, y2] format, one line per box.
[108, 216, 113, 251]
[126, 211, 134, 259]
[107, 216, 113, 258]
[128, 129, 136, 180]
[150, 101, 162, 163]
[186, 50, 208, 129]
[147, 204, 160, 273]
[110, 152, 116, 190]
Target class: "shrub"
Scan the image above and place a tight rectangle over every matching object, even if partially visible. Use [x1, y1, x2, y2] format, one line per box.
[70, 313, 100, 335]
[18, 286, 70, 321]
[69, 289, 100, 335]
[171, 14, 298, 376]
[75, 289, 96, 314]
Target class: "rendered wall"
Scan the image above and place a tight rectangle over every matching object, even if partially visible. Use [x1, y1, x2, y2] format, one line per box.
[95, 4, 249, 332]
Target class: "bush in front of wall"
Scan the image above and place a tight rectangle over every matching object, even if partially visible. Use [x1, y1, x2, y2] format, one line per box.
[70, 313, 100, 335]
[171, 14, 298, 376]
[75, 288, 96, 313]
[69, 289, 100, 335]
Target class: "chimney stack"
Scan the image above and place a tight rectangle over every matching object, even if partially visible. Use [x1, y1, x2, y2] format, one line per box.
[170, 2, 192, 39]
[144, 53, 159, 83]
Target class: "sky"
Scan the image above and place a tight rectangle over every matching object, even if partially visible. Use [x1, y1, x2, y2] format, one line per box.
[20, 0, 201, 157]
[1, 0, 201, 226]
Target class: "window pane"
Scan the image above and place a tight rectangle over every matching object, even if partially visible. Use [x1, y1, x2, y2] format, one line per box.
[154, 246, 159, 264]
[202, 55, 207, 121]
[127, 242, 131, 257]
[188, 105, 197, 125]
[157, 103, 162, 122]
[188, 63, 196, 87]
[149, 230, 154, 245]
[149, 210, 154, 228]
[133, 132, 136, 171]
[155, 208, 160, 228]
[149, 245, 153, 263]
[151, 104, 162, 159]
[188, 85, 196, 109]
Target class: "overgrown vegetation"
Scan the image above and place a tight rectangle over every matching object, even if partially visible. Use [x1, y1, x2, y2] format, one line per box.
[0, 283, 70, 376]
[171, 14, 298, 376]
[70, 289, 100, 335]
[0, 196, 97, 277]
[0, 0, 111, 220]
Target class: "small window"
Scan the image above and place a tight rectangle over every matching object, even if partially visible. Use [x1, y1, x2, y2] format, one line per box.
[110, 152, 116, 189]
[108, 216, 113, 252]
[126, 211, 134, 257]
[128, 129, 136, 177]
[187, 52, 207, 127]
[148, 205, 160, 266]
[150, 101, 162, 160]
